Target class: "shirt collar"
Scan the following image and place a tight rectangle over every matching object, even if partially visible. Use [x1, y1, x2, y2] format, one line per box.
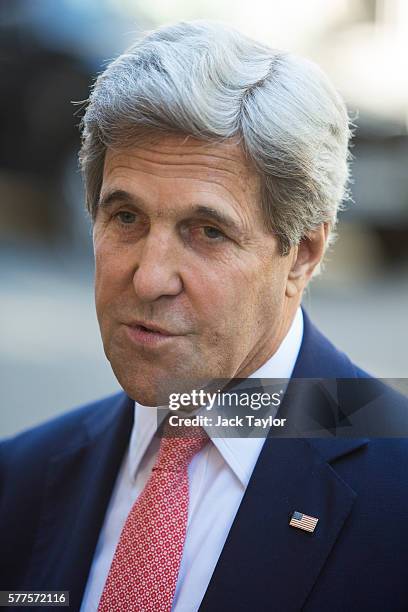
[129, 307, 304, 486]
[210, 307, 303, 486]
[128, 402, 161, 481]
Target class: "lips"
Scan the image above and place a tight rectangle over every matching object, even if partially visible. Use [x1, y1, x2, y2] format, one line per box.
[136, 324, 157, 334]
[124, 321, 179, 347]
[128, 321, 175, 336]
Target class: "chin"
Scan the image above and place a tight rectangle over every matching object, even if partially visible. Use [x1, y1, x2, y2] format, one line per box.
[111, 367, 189, 407]
[112, 373, 165, 406]
[113, 362, 223, 407]
[128, 390, 163, 407]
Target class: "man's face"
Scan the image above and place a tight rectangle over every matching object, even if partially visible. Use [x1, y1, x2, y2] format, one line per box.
[93, 135, 297, 405]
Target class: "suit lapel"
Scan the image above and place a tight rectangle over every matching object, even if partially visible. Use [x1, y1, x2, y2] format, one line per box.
[200, 309, 369, 611]
[22, 393, 134, 611]
[199, 435, 365, 612]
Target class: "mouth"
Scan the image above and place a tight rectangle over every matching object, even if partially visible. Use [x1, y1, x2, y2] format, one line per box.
[124, 321, 180, 347]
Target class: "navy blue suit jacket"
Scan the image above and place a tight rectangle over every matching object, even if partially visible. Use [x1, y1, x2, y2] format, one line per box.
[1, 312, 408, 611]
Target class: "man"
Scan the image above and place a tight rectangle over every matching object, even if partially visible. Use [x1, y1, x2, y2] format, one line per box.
[1, 21, 408, 612]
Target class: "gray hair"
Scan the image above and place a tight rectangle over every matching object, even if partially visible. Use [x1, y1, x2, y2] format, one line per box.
[79, 20, 351, 255]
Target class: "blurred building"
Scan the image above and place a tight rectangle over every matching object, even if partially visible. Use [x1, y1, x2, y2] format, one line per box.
[0, 0, 151, 253]
[1, 0, 408, 260]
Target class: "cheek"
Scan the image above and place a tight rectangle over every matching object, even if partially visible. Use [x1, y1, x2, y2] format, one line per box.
[94, 240, 133, 315]
[233, 256, 289, 328]
[253, 263, 290, 328]
[187, 262, 255, 336]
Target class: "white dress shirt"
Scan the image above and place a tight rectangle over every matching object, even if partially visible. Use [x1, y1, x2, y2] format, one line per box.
[81, 308, 303, 611]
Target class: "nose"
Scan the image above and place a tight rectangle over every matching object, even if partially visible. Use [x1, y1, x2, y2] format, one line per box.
[132, 230, 183, 302]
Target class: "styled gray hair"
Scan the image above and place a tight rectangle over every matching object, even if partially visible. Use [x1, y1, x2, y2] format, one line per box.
[79, 20, 351, 255]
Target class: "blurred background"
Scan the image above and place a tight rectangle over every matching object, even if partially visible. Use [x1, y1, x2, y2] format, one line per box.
[1, 0, 407, 437]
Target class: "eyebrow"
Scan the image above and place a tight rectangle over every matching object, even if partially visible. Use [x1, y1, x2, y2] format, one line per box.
[98, 189, 143, 209]
[98, 189, 244, 235]
[192, 205, 242, 234]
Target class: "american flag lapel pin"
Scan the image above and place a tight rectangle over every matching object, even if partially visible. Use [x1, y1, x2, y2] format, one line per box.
[289, 511, 319, 533]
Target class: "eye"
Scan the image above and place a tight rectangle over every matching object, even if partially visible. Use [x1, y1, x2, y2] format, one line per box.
[201, 226, 226, 240]
[115, 211, 136, 225]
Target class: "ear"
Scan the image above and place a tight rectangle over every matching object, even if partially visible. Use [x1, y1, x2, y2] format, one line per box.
[285, 223, 329, 298]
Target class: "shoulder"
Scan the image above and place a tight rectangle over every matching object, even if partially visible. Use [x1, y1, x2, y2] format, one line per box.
[0, 391, 128, 479]
[346, 369, 408, 434]
[0, 391, 132, 590]
[299, 309, 408, 417]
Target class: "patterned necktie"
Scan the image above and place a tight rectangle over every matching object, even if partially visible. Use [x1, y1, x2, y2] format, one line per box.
[98, 419, 209, 612]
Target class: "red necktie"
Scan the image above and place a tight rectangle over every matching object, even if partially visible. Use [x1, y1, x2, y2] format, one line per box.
[98, 420, 209, 612]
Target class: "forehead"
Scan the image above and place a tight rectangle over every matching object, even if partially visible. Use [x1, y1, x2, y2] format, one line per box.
[101, 135, 260, 214]
[103, 134, 254, 176]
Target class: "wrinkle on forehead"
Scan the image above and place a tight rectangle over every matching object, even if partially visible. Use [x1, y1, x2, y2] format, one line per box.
[102, 135, 264, 231]
[104, 135, 257, 188]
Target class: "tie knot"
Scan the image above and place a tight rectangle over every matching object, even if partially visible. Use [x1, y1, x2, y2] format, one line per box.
[154, 418, 209, 472]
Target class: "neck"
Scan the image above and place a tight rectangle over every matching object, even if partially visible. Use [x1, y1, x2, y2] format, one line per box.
[235, 300, 301, 379]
